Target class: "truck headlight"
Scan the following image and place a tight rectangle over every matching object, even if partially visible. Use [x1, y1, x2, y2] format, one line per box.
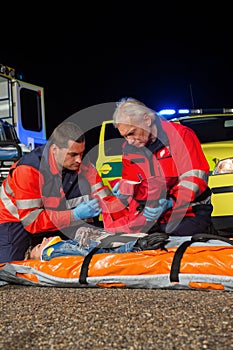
[212, 158, 233, 175]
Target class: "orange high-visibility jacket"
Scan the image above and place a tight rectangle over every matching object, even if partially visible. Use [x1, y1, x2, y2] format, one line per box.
[0, 144, 111, 234]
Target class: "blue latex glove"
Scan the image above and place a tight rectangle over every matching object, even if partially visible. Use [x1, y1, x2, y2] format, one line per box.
[72, 198, 102, 221]
[112, 182, 130, 205]
[143, 198, 173, 222]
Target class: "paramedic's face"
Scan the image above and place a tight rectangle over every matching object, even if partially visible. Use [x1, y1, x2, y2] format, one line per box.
[117, 114, 153, 148]
[30, 237, 54, 260]
[53, 140, 85, 171]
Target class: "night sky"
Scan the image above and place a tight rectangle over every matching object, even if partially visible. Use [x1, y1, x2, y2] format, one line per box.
[1, 4, 232, 139]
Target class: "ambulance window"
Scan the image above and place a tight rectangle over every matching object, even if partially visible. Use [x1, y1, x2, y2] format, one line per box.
[104, 123, 124, 156]
[20, 88, 42, 131]
[181, 117, 233, 143]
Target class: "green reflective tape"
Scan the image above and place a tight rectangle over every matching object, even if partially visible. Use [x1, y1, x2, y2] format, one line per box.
[100, 162, 122, 179]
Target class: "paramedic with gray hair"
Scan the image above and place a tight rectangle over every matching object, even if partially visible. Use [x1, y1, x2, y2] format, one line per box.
[112, 97, 213, 235]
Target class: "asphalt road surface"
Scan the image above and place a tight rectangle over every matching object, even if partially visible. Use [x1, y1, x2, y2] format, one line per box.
[0, 285, 232, 349]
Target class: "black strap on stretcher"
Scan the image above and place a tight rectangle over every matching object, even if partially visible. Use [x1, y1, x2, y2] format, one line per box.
[79, 246, 101, 285]
[79, 232, 169, 285]
[170, 233, 233, 283]
[79, 232, 233, 285]
[79, 233, 140, 285]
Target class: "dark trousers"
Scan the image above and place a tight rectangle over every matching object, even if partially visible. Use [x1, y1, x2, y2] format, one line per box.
[0, 222, 75, 263]
[0, 220, 97, 263]
[160, 215, 212, 236]
[0, 222, 31, 263]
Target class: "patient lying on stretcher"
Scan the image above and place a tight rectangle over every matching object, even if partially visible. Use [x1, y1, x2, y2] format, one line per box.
[24, 228, 140, 261]
[24, 227, 171, 261]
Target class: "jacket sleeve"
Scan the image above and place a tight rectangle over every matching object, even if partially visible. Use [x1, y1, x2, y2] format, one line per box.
[80, 160, 112, 199]
[169, 125, 210, 208]
[9, 165, 71, 233]
[80, 158, 131, 227]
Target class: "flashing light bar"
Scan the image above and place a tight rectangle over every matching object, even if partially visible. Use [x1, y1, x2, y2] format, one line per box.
[178, 109, 190, 114]
[158, 109, 177, 116]
[158, 108, 233, 117]
[157, 108, 191, 119]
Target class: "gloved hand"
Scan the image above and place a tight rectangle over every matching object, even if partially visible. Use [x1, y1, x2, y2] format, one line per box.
[143, 198, 173, 222]
[112, 182, 131, 205]
[72, 198, 102, 221]
[135, 232, 170, 251]
[75, 227, 103, 247]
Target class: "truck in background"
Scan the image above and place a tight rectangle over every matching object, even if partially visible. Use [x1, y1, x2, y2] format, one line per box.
[0, 63, 47, 184]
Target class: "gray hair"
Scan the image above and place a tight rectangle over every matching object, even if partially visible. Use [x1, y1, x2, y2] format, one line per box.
[113, 97, 157, 125]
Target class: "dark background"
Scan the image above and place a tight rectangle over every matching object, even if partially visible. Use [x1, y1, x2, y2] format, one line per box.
[1, 4, 232, 138]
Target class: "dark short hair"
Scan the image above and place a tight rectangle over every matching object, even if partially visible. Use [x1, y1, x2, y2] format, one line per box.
[49, 121, 85, 148]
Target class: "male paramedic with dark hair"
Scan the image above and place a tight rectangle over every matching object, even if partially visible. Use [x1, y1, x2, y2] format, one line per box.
[0, 121, 112, 263]
[111, 98, 213, 235]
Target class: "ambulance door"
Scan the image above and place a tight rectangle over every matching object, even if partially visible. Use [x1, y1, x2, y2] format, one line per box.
[12, 80, 47, 149]
[96, 120, 124, 189]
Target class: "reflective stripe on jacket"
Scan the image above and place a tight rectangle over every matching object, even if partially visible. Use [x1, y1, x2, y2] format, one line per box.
[0, 143, 111, 233]
[120, 119, 211, 225]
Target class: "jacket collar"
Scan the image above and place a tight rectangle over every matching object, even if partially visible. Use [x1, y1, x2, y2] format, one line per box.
[48, 147, 60, 176]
